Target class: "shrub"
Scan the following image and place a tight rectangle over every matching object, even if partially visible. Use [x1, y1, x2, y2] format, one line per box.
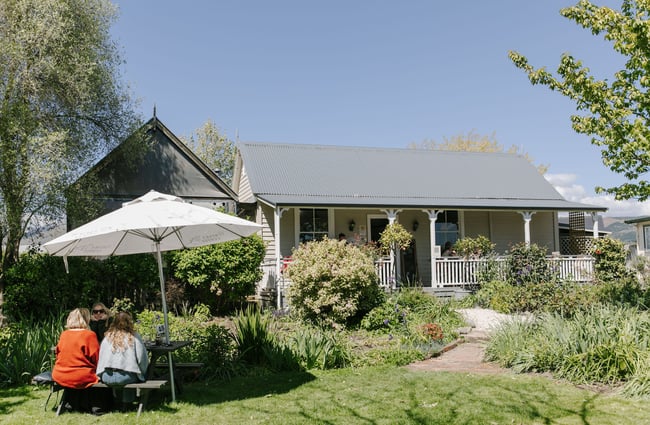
[454, 235, 495, 258]
[506, 243, 555, 286]
[286, 238, 382, 327]
[170, 234, 266, 314]
[360, 288, 463, 347]
[475, 279, 597, 315]
[3, 253, 158, 320]
[593, 276, 645, 308]
[593, 237, 634, 283]
[474, 280, 518, 313]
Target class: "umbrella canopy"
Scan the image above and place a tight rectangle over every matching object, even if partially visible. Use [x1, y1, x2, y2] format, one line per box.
[43, 190, 262, 401]
[43, 190, 261, 257]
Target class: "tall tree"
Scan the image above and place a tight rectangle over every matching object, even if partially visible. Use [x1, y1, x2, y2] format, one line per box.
[0, 0, 137, 319]
[509, 0, 650, 201]
[183, 120, 236, 186]
[409, 131, 548, 174]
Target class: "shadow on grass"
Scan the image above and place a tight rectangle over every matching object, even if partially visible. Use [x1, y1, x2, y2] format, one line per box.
[0, 385, 40, 414]
[176, 370, 317, 406]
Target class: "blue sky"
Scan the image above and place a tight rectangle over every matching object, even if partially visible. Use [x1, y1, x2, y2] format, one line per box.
[111, 0, 649, 217]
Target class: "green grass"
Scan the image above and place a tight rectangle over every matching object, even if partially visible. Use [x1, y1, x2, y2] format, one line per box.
[4, 366, 650, 424]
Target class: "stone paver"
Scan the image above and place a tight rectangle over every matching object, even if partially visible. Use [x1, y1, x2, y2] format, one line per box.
[405, 329, 510, 374]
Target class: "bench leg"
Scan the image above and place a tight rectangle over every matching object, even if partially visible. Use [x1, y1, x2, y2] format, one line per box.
[55, 388, 67, 416]
[135, 388, 151, 417]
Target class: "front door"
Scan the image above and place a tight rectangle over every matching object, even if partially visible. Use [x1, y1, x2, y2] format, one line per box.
[369, 217, 389, 245]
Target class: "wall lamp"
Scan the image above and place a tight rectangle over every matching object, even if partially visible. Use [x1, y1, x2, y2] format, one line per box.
[412, 220, 419, 231]
[349, 220, 356, 231]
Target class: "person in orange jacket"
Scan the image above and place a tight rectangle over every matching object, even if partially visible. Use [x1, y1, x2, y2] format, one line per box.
[53, 308, 107, 414]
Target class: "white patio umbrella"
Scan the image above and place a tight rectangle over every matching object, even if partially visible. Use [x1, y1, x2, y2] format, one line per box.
[43, 190, 262, 401]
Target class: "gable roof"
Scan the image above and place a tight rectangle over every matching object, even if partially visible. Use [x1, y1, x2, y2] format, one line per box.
[236, 142, 606, 212]
[81, 117, 237, 201]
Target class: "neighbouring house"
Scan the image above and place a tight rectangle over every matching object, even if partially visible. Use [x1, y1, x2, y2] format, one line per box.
[624, 216, 650, 258]
[233, 142, 607, 305]
[69, 115, 237, 228]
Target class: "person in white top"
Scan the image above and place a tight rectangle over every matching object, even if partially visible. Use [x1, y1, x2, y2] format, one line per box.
[96, 312, 149, 408]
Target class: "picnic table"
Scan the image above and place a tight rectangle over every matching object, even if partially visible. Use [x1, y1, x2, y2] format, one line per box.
[145, 340, 198, 396]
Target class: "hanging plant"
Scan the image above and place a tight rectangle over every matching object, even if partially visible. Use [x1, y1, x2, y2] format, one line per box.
[378, 223, 413, 254]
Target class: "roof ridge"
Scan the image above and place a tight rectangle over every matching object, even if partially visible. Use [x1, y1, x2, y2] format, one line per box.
[238, 141, 518, 158]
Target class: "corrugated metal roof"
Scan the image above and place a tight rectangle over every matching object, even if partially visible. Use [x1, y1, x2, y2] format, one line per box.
[237, 142, 606, 212]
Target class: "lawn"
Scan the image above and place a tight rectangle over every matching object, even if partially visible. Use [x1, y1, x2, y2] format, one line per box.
[3, 366, 650, 425]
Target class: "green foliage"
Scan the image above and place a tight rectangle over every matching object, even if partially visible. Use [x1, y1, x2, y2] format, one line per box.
[287, 326, 350, 370]
[134, 307, 237, 380]
[378, 222, 413, 254]
[509, 1, 650, 200]
[593, 276, 647, 308]
[360, 299, 409, 332]
[474, 280, 518, 313]
[506, 243, 555, 286]
[3, 253, 158, 320]
[232, 306, 290, 369]
[0, 0, 138, 278]
[475, 279, 598, 315]
[170, 235, 266, 314]
[454, 235, 495, 258]
[0, 313, 63, 386]
[486, 305, 650, 389]
[286, 238, 382, 327]
[183, 120, 236, 185]
[593, 237, 634, 282]
[360, 288, 463, 348]
[110, 297, 136, 317]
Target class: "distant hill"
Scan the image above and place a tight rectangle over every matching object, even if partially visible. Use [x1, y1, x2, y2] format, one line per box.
[602, 217, 637, 243]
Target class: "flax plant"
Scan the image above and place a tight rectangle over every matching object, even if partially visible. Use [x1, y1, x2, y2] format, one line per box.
[486, 305, 650, 394]
[0, 313, 62, 386]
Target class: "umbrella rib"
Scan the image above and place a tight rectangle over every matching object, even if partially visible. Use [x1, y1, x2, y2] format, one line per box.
[48, 238, 82, 257]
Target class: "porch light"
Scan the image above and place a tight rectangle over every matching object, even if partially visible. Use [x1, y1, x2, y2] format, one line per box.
[349, 220, 355, 231]
[412, 220, 419, 231]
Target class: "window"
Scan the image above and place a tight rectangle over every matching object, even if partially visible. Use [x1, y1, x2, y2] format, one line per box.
[644, 225, 650, 251]
[436, 210, 459, 247]
[299, 208, 328, 243]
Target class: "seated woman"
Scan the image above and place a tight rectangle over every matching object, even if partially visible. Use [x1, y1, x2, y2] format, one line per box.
[89, 302, 112, 342]
[52, 308, 103, 413]
[96, 312, 149, 408]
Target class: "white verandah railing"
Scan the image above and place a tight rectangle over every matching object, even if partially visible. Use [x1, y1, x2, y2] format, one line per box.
[434, 256, 594, 288]
[258, 255, 595, 307]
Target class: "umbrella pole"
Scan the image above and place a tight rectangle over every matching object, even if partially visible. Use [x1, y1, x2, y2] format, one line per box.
[156, 243, 176, 402]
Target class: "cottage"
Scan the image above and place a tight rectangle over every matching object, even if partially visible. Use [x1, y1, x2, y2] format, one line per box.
[234, 142, 606, 303]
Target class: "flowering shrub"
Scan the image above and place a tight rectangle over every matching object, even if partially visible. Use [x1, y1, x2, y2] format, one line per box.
[593, 237, 634, 283]
[286, 238, 382, 327]
[419, 323, 444, 341]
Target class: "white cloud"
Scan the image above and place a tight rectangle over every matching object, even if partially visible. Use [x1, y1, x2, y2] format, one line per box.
[545, 173, 650, 217]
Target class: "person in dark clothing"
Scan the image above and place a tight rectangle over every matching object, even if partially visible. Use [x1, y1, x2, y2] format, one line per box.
[89, 302, 111, 342]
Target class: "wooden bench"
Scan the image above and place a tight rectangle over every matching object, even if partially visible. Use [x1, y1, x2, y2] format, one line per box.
[50, 380, 167, 417]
